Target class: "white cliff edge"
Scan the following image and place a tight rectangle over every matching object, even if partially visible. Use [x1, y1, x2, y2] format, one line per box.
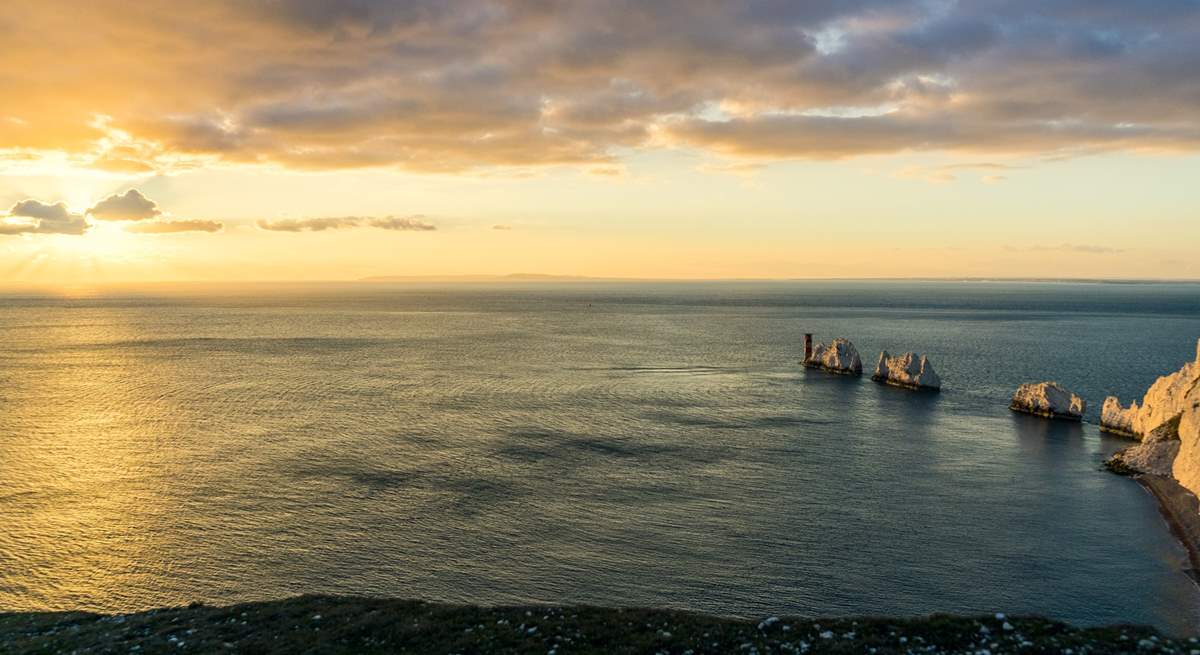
[803, 338, 863, 375]
[872, 351, 941, 391]
[1106, 339, 1200, 498]
[1009, 382, 1086, 421]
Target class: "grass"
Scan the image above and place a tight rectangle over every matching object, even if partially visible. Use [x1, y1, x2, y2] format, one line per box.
[2, 595, 1196, 654]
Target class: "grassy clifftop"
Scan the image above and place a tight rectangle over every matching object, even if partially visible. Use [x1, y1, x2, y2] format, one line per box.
[1, 595, 1193, 654]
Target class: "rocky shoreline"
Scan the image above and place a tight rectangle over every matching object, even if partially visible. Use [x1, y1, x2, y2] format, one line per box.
[2, 595, 1196, 654]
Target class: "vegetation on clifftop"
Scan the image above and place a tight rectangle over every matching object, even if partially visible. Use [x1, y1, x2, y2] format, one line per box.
[1, 595, 1196, 654]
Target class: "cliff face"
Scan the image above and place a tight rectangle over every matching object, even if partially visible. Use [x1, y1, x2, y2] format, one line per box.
[1170, 342, 1200, 497]
[872, 351, 941, 390]
[1135, 342, 1199, 442]
[1009, 382, 1086, 420]
[804, 338, 863, 375]
[1107, 339, 1200, 499]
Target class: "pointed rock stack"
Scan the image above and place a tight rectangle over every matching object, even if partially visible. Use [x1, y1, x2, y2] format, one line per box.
[803, 338, 863, 375]
[872, 351, 941, 391]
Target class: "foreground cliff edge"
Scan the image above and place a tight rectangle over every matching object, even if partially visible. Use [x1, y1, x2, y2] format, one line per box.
[1, 595, 1194, 654]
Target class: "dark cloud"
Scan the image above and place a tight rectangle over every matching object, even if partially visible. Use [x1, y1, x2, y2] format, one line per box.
[88, 189, 161, 221]
[1, 199, 88, 235]
[4, 0, 1200, 168]
[126, 219, 223, 234]
[10, 199, 75, 222]
[257, 215, 436, 232]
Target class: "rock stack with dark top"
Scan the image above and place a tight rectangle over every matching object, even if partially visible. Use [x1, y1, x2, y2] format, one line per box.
[872, 351, 941, 391]
[1008, 382, 1086, 421]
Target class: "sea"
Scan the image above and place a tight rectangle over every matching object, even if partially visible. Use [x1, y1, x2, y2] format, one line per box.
[1, 281, 1198, 634]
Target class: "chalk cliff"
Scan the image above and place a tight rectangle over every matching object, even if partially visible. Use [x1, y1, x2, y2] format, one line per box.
[1176, 389, 1200, 499]
[1134, 341, 1199, 442]
[804, 338, 862, 375]
[1105, 339, 1200, 499]
[872, 351, 941, 390]
[1009, 382, 1086, 421]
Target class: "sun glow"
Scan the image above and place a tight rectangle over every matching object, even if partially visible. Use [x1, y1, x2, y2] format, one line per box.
[54, 222, 143, 259]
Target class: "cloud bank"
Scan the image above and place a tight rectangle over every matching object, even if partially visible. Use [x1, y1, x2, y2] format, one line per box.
[257, 215, 436, 232]
[3, 0, 1199, 172]
[126, 219, 223, 234]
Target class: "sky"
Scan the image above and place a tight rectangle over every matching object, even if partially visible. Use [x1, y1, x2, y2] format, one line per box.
[1, 0, 1199, 283]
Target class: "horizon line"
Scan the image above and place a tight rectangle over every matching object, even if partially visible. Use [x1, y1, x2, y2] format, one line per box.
[3, 275, 1200, 288]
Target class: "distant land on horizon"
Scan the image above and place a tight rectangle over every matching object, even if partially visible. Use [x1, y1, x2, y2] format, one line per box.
[358, 274, 1200, 285]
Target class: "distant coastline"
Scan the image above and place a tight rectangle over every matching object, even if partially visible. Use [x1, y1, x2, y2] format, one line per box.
[3, 277, 1199, 292]
[358, 274, 1200, 284]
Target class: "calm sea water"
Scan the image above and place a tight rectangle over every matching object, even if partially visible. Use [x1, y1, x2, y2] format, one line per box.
[1, 281, 1199, 634]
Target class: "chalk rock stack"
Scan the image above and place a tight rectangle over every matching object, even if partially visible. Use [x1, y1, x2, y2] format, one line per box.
[1106, 339, 1200, 493]
[1100, 397, 1139, 437]
[804, 338, 863, 375]
[872, 351, 941, 391]
[1009, 382, 1086, 421]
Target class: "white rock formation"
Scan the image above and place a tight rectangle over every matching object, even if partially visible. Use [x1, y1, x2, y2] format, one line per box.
[872, 351, 941, 390]
[1175, 388, 1200, 498]
[1100, 396, 1139, 437]
[1009, 381, 1086, 420]
[1133, 340, 1199, 442]
[1104, 339, 1200, 498]
[804, 338, 863, 375]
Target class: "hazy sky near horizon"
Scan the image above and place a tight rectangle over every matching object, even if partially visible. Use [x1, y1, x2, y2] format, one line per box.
[2, 0, 1199, 283]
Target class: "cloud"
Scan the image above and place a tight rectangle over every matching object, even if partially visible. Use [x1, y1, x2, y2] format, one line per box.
[1015, 243, 1128, 255]
[126, 219, 223, 233]
[10, 199, 75, 222]
[3, 1, 1200, 170]
[0, 199, 88, 235]
[897, 161, 1021, 183]
[88, 189, 161, 221]
[256, 217, 362, 232]
[366, 215, 435, 231]
[257, 215, 436, 232]
[492, 224, 513, 230]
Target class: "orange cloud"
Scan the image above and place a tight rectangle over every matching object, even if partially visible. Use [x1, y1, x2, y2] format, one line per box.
[3, 0, 1200, 172]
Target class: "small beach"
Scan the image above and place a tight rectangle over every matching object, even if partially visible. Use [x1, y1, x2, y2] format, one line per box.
[1139, 476, 1200, 583]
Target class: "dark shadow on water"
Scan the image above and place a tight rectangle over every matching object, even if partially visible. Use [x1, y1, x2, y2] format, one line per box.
[1009, 412, 1087, 455]
[871, 381, 943, 412]
[800, 367, 866, 386]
